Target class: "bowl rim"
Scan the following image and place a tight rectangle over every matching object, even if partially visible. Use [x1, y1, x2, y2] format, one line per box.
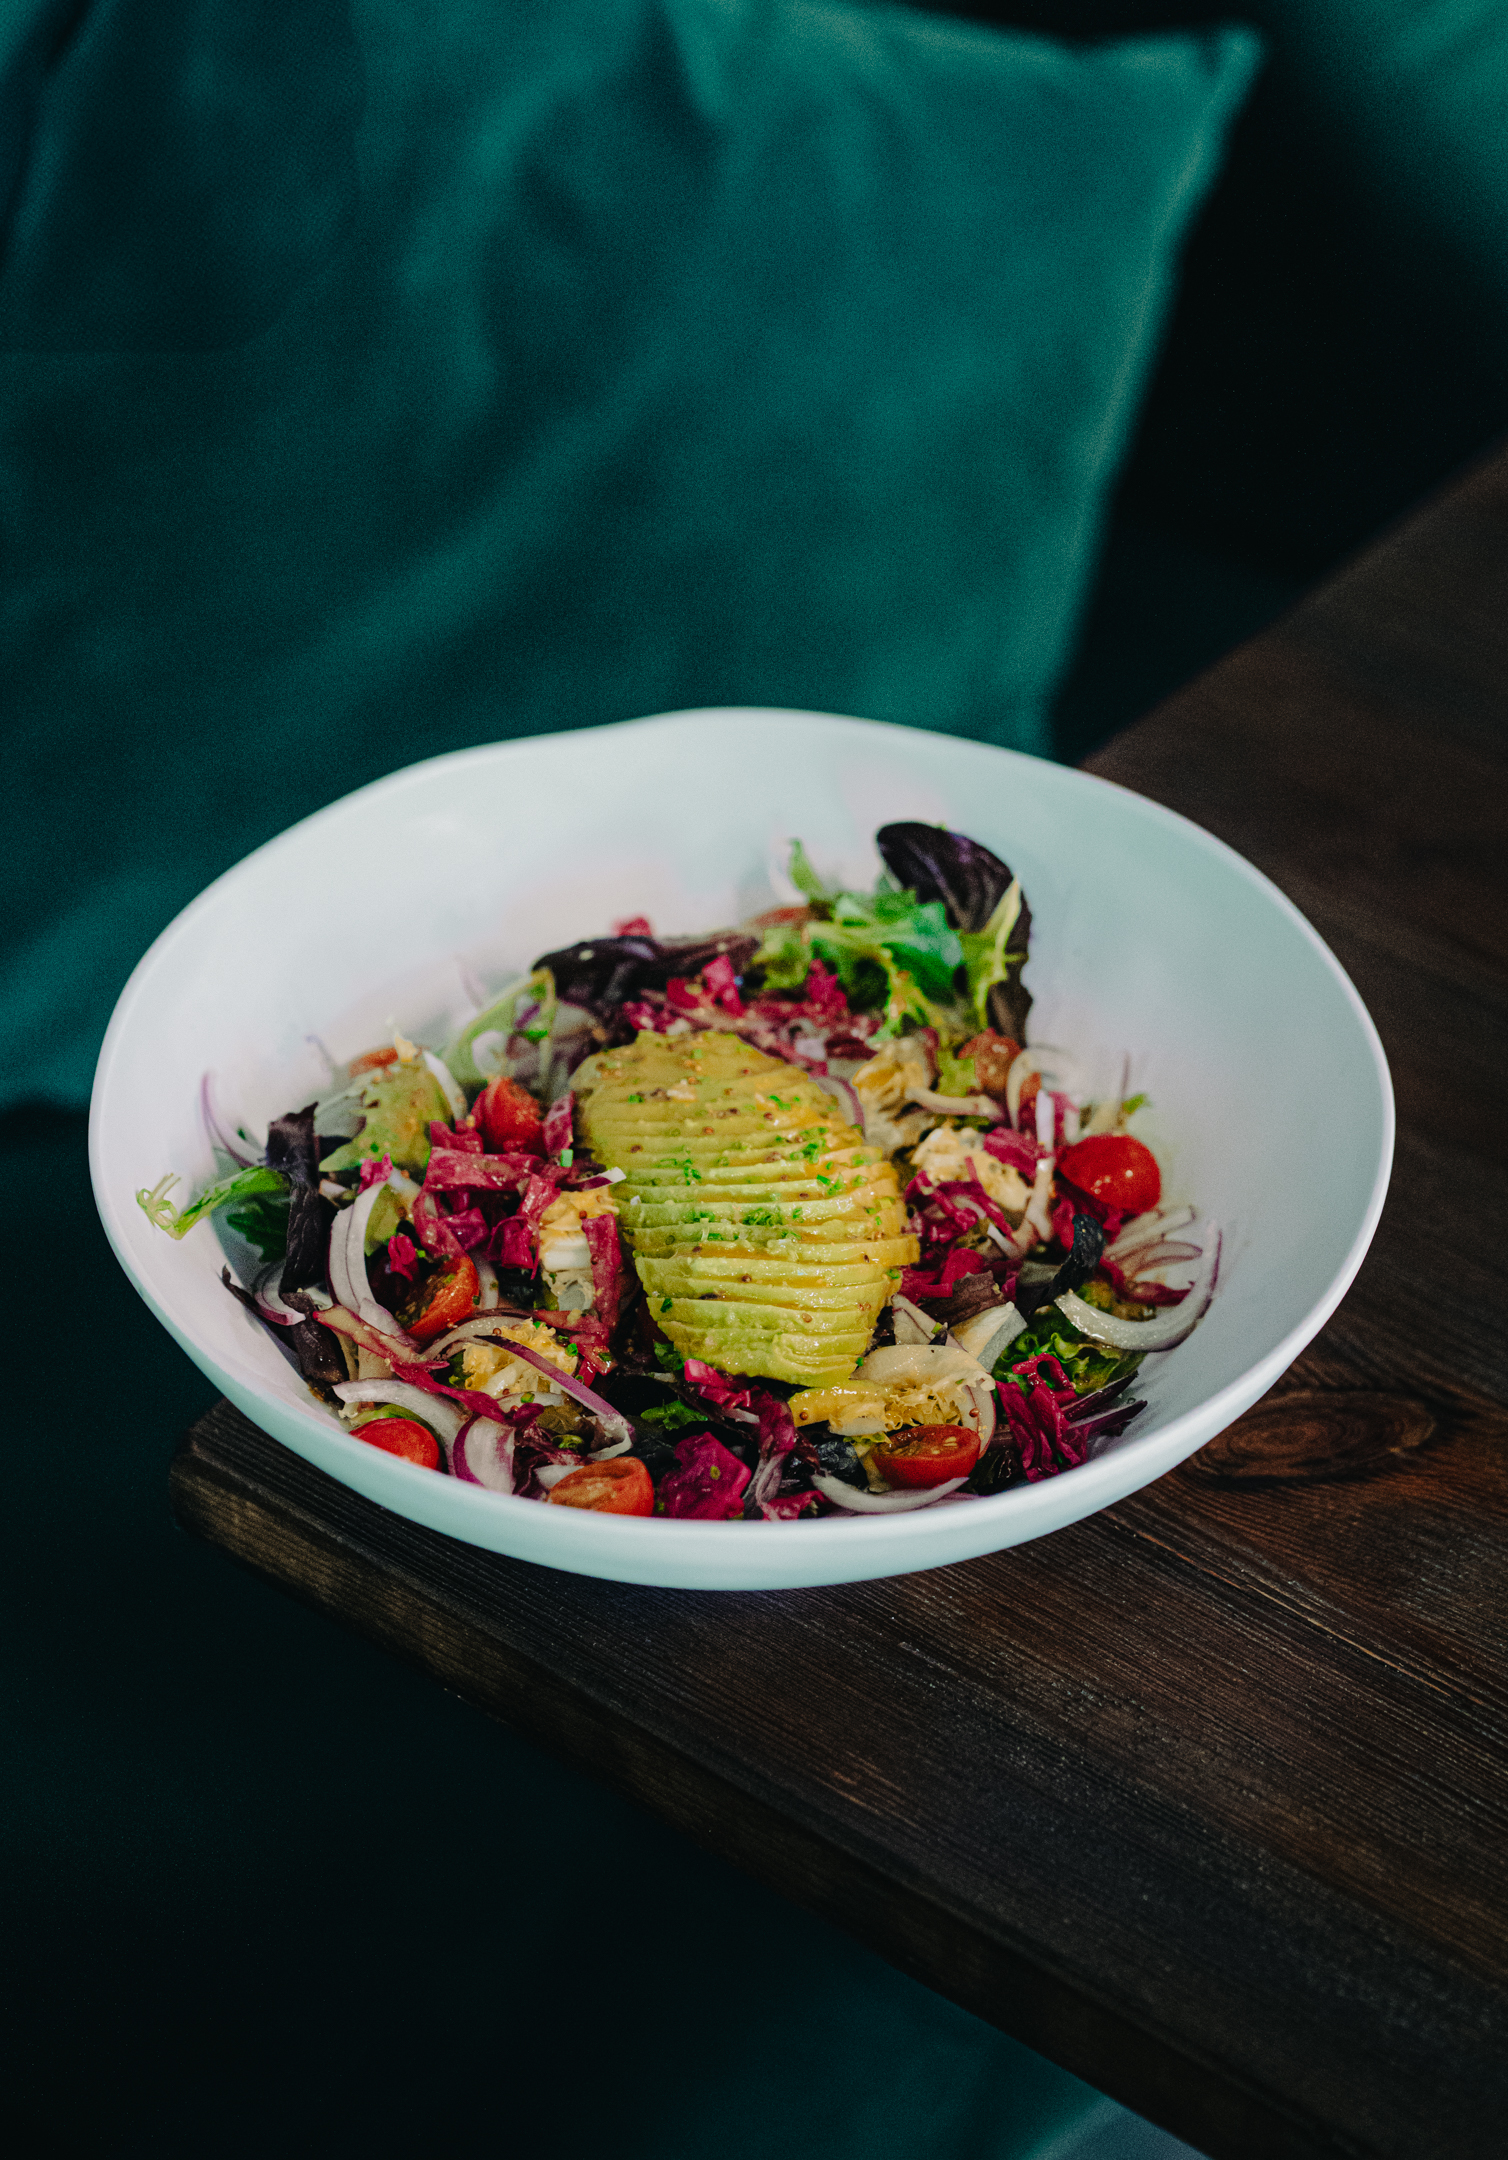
[89, 707, 1395, 1562]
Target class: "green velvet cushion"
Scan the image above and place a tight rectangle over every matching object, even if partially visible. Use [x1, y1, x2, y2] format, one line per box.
[1261, 0, 1508, 319]
[0, 0, 1258, 1107]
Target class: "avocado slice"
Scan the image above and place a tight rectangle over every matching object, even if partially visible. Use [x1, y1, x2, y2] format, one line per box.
[575, 1030, 918, 1385]
[320, 1060, 449, 1179]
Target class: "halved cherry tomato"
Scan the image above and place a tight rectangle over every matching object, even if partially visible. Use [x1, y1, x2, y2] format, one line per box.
[354, 1415, 442, 1471]
[477, 1073, 545, 1155]
[882, 1423, 981, 1489]
[1057, 1133, 1161, 1216]
[548, 1457, 655, 1515]
[397, 1254, 480, 1343]
[348, 1045, 400, 1078]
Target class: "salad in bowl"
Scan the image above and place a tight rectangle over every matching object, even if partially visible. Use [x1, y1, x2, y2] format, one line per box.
[139, 821, 1219, 1526]
[93, 708, 1390, 1591]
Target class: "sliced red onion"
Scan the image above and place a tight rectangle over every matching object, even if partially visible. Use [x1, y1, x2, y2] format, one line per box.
[891, 1294, 940, 1344]
[334, 1379, 465, 1448]
[1005, 1050, 1038, 1128]
[424, 1313, 537, 1360]
[1056, 1224, 1221, 1352]
[1106, 1205, 1195, 1261]
[253, 1262, 302, 1327]
[1035, 1087, 1056, 1149]
[501, 1339, 634, 1446]
[471, 1254, 502, 1309]
[1113, 1239, 1203, 1274]
[316, 1302, 420, 1367]
[857, 1342, 995, 1387]
[533, 1461, 579, 1490]
[951, 1302, 1025, 1372]
[328, 1180, 416, 1346]
[812, 1071, 865, 1130]
[452, 1416, 515, 1492]
[201, 1071, 263, 1167]
[587, 1436, 634, 1462]
[1023, 1153, 1056, 1242]
[812, 1472, 968, 1513]
[422, 1049, 468, 1121]
[905, 1085, 1003, 1120]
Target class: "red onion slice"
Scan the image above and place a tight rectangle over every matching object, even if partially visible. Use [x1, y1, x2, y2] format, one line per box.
[812, 1472, 968, 1513]
[500, 1340, 633, 1447]
[905, 1085, 1004, 1120]
[533, 1461, 578, 1491]
[1106, 1205, 1195, 1261]
[452, 1415, 515, 1492]
[950, 1303, 1025, 1372]
[328, 1180, 417, 1347]
[423, 1313, 539, 1360]
[316, 1303, 420, 1368]
[334, 1379, 465, 1449]
[253, 1263, 302, 1327]
[1056, 1224, 1221, 1353]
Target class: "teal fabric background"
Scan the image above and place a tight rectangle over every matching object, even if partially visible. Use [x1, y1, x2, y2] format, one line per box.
[0, 0, 1257, 1108]
[1260, 0, 1508, 325]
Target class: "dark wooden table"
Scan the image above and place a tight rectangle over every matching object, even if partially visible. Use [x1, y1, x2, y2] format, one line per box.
[172, 449, 1508, 2160]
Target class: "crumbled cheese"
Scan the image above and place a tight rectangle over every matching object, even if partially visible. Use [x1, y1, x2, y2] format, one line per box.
[461, 1320, 577, 1402]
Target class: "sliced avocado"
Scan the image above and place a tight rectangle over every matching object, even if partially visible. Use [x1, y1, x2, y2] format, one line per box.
[320, 1061, 449, 1179]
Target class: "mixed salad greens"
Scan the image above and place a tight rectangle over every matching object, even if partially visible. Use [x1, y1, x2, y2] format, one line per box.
[141, 823, 1219, 1521]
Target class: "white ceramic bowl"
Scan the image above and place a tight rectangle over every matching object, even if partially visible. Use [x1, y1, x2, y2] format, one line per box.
[91, 709, 1392, 1590]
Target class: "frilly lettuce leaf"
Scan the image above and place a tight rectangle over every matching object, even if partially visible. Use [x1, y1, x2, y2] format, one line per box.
[138, 1163, 286, 1241]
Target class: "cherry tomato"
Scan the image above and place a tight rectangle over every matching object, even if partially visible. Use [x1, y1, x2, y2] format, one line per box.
[348, 1046, 400, 1077]
[882, 1423, 981, 1488]
[1058, 1133, 1161, 1216]
[477, 1073, 545, 1155]
[548, 1457, 655, 1515]
[397, 1254, 480, 1343]
[354, 1415, 442, 1471]
[959, 1031, 1022, 1097]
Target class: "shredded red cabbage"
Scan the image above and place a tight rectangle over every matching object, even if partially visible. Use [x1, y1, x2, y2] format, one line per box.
[432, 1119, 482, 1155]
[413, 1187, 470, 1258]
[659, 1432, 751, 1519]
[900, 1248, 989, 1302]
[700, 952, 745, 1015]
[683, 1359, 757, 1416]
[491, 1171, 557, 1271]
[542, 1093, 574, 1157]
[357, 1151, 395, 1191]
[425, 1147, 549, 1193]
[982, 1127, 1041, 1177]
[748, 1390, 799, 1511]
[387, 1231, 419, 1280]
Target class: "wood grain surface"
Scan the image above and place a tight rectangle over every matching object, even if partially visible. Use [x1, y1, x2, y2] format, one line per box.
[171, 450, 1508, 2160]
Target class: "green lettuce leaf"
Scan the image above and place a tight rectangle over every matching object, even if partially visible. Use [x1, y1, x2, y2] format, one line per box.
[993, 1305, 1143, 1396]
[138, 1164, 287, 1241]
